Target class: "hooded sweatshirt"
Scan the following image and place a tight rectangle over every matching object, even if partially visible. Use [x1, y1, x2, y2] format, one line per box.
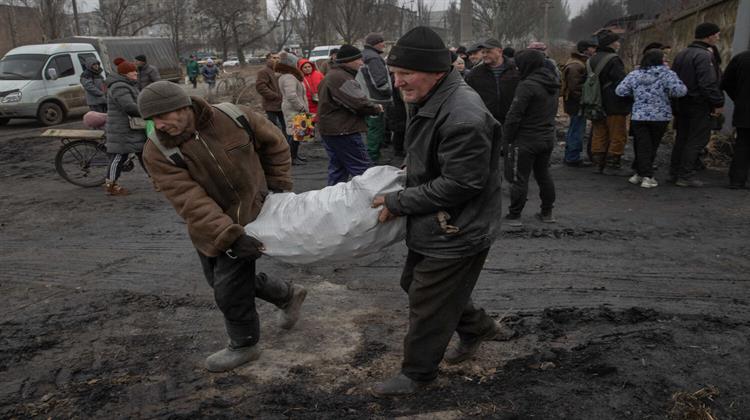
[502, 50, 561, 147]
[615, 65, 687, 121]
[298, 58, 324, 114]
[80, 58, 107, 106]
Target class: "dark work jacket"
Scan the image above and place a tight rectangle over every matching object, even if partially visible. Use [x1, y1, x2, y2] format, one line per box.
[673, 41, 725, 112]
[464, 58, 520, 124]
[588, 46, 631, 115]
[105, 73, 145, 154]
[721, 50, 750, 128]
[503, 67, 560, 148]
[383, 69, 503, 258]
[317, 64, 381, 136]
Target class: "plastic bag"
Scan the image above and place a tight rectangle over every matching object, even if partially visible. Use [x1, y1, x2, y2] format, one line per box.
[245, 165, 406, 264]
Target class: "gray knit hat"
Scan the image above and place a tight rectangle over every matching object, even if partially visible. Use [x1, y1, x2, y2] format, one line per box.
[138, 81, 192, 119]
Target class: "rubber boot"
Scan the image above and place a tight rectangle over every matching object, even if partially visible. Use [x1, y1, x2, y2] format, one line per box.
[591, 153, 606, 174]
[444, 320, 515, 365]
[371, 373, 431, 398]
[205, 343, 261, 372]
[601, 155, 632, 177]
[279, 285, 307, 330]
[105, 179, 130, 196]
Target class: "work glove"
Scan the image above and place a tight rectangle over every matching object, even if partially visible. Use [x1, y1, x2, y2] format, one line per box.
[227, 235, 265, 261]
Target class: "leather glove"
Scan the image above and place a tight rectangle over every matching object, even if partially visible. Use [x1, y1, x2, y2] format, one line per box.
[228, 235, 264, 260]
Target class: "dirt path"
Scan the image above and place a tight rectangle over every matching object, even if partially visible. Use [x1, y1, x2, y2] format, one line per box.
[1, 124, 748, 419]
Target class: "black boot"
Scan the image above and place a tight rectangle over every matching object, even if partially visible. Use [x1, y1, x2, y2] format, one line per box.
[601, 155, 632, 176]
[371, 373, 431, 398]
[591, 153, 606, 174]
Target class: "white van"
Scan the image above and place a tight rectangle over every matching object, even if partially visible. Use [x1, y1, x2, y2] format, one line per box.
[0, 43, 102, 126]
[308, 45, 341, 63]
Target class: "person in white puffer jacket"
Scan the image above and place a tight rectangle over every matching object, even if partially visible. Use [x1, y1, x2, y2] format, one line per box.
[616, 48, 687, 188]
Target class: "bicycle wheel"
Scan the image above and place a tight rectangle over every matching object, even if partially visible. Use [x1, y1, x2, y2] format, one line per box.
[54, 139, 109, 187]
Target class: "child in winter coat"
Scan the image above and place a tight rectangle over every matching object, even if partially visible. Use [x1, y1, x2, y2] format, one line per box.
[616, 49, 687, 188]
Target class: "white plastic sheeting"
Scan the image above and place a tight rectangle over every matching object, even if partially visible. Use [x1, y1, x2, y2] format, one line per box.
[245, 165, 406, 264]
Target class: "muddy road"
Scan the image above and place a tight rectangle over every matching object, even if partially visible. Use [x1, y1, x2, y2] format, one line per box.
[1, 120, 749, 419]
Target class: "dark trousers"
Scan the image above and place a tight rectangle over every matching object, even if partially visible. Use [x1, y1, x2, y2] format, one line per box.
[265, 111, 285, 134]
[287, 134, 299, 160]
[730, 128, 750, 187]
[671, 106, 712, 180]
[189, 76, 197, 89]
[507, 142, 555, 216]
[631, 121, 669, 178]
[400, 249, 495, 382]
[321, 133, 373, 186]
[198, 252, 293, 347]
[89, 104, 107, 113]
[392, 130, 405, 154]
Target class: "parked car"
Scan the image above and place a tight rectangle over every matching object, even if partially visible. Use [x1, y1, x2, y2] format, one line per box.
[0, 37, 179, 126]
[223, 58, 240, 67]
[308, 45, 340, 63]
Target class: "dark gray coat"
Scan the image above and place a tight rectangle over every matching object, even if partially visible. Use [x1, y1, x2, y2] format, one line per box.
[105, 74, 146, 154]
[722, 50, 750, 128]
[80, 58, 106, 107]
[503, 67, 561, 147]
[673, 41, 725, 112]
[137, 64, 161, 90]
[384, 69, 503, 258]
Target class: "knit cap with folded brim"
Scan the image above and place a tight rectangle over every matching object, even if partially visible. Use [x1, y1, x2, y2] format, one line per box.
[335, 44, 362, 63]
[387, 26, 451, 72]
[138, 81, 192, 119]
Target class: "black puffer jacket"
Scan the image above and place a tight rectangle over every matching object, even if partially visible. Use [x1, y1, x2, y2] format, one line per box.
[383, 69, 503, 258]
[105, 73, 145, 154]
[464, 58, 520, 124]
[722, 50, 750, 128]
[503, 50, 560, 147]
[673, 41, 725, 111]
[588, 46, 631, 115]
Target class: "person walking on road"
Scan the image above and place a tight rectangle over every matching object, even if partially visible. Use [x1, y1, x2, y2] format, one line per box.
[721, 50, 750, 189]
[588, 29, 632, 176]
[464, 38, 520, 125]
[616, 49, 687, 189]
[255, 52, 284, 132]
[359, 33, 393, 163]
[201, 58, 219, 100]
[135, 54, 160, 90]
[370, 26, 509, 398]
[103, 58, 146, 196]
[503, 49, 561, 225]
[317, 45, 382, 186]
[561, 40, 596, 166]
[670, 23, 725, 187]
[80, 58, 107, 113]
[137, 81, 307, 373]
[186, 55, 200, 89]
[277, 52, 309, 165]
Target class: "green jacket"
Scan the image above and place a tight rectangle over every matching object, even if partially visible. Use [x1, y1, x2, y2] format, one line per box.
[187, 60, 200, 78]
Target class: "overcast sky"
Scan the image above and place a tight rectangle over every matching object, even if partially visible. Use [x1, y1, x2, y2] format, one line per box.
[79, 0, 593, 18]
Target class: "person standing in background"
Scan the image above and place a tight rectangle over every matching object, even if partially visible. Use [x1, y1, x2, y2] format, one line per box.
[186, 55, 200, 89]
[135, 54, 160, 90]
[721, 49, 750, 189]
[255, 52, 284, 132]
[561, 40, 596, 166]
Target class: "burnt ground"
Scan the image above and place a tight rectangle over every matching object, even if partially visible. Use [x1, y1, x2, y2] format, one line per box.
[1, 116, 749, 419]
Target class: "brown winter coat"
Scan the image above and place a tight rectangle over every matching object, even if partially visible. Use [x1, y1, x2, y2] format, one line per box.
[142, 96, 292, 257]
[562, 52, 587, 116]
[255, 62, 282, 112]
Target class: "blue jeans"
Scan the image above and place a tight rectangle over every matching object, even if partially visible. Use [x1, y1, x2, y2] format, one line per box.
[321, 133, 373, 186]
[565, 114, 586, 163]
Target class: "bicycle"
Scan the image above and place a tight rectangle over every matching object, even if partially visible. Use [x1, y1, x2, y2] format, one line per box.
[43, 128, 136, 188]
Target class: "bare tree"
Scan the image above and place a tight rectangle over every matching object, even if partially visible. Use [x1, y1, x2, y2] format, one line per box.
[473, 0, 569, 46]
[162, 0, 188, 57]
[6, 0, 69, 40]
[568, 0, 625, 41]
[446, 0, 461, 46]
[96, 0, 163, 36]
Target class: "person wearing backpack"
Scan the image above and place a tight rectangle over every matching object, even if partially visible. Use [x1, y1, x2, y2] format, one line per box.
[616, 49, 687, 188]
[561, 40, 596, 166]
[137, 81, 308, 373]
[359, 33, 393, 162]
[584, 30, 632, 175]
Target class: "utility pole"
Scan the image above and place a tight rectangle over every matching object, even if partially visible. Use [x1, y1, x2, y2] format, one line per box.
[71, 0, 81, 35]
[542, 0, 552, 45]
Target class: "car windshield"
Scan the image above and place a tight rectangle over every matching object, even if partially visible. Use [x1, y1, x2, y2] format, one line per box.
[309, 51, 329, 60]
[0, 54, 47, 80]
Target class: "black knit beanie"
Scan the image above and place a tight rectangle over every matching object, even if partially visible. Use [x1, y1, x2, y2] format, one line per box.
[387, 26, 452, 72]
[335, 45, 362, 64]
[695, 22, 720, 39]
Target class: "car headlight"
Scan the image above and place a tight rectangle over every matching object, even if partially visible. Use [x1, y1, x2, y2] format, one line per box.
[1, 91, 22, 103]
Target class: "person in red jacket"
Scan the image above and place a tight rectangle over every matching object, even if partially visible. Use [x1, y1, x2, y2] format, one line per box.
[298, 58, 324, 115]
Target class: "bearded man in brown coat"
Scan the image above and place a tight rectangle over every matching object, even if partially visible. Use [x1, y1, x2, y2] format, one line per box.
[138, 81, 307, 372]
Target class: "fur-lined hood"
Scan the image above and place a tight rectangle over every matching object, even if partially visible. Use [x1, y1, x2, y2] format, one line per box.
[274, 62, 303, 81]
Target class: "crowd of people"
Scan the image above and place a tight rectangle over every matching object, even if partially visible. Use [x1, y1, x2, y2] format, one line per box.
[74, 21, 749, 399]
